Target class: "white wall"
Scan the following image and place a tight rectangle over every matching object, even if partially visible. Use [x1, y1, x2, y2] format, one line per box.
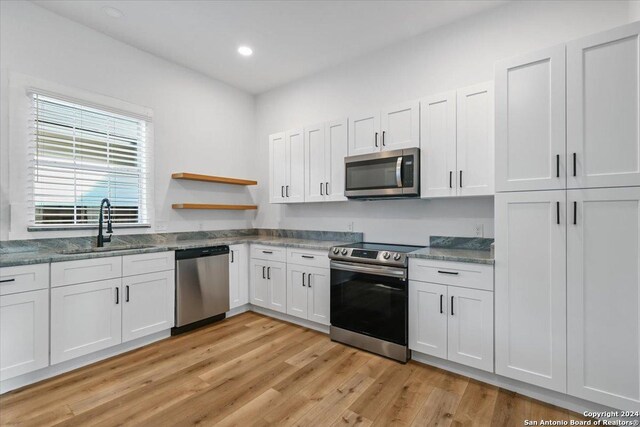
[254, 0, 636, 245]
[0, 1, 257, 240]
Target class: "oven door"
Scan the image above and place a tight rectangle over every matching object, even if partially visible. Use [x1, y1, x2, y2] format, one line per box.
[330, 261, 408, 345]
[344, 148, 419, 198]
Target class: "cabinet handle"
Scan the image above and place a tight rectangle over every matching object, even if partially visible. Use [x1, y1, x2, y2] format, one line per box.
[230, 250, 234, 263]
[573, 153, 577, 177]
[0, 278, 15, 283]
[262, 266, 266, 279]
[267, 267, 271, 280]
[286, 185, 289, 197]
[126, 285, 130, 302]
[115, 287, 119, 305]
[320, 182, 324, 196]
[301, 255, 315, 259]
[302, 272, 306, 287]
[281, 186, 284, 198]
[326, 182, 330, 195]
[375, 132, 379, 147]
[449, 171, 452, 189]
[556, 201, 560, 225]
[262, 250, 273, 254]
[437, 270, 458, 275]
[573, 201, 577, 225]
[308, 273, 312, 288]
[440, 294, 444, 314]
[450, 296, 454, 316]
[459, 170, 463, 188]
[382, 131, 386, 146]
[556, 154, 560, 178]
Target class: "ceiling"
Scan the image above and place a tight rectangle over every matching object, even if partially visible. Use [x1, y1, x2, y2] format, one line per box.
[32, 0, 507, 94]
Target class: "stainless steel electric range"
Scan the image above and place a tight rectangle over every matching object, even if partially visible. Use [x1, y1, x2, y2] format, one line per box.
[328, 242, 424, 363]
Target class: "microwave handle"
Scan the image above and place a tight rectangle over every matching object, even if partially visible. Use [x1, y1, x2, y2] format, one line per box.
[396, 157, 403, 188]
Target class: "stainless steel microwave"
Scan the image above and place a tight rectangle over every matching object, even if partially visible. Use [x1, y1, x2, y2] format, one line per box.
[344, 147, 420, 199]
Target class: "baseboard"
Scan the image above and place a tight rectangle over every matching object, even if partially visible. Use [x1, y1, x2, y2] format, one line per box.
[226, 304, 251, 318]
[411, 351, 616, 419]
[249, 305, 330, 334]
[1, 330, 170, 394]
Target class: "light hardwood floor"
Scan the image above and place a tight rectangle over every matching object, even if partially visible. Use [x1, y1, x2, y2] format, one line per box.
[0, 312, 589, 426]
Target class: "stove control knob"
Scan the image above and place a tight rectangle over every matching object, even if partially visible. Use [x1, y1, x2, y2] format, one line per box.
[393, 253, 402, 261]
[382, 252, 391, 259]
[341, 248, 349, 255]
[332, 247, 340, 254]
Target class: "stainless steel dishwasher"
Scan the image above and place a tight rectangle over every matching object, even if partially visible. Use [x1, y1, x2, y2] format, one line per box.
[172, 245, 230, 334]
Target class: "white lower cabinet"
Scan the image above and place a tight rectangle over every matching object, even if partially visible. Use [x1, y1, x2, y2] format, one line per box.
[287, 265, 308, 319]
[409, 260, 494, 373]
[250, 259, 269, 307]
[250, 258, 286, 314]
[51, 278, 122, 364]
[287, 264, 330, 326]
[229, 244, 249, 309]
[0, 289, 49, 380]
[122, 271, 174, 342]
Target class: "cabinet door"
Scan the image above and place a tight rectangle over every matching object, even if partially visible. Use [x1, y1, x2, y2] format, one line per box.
[229, 244, 249, 309]
[349, 111, 380, 155]
[267, 262, 287, 314]
[325, 118, 348, 201]
[381, 101, 420, 151]
[567, 187, 640, 410]
[495, 45, 566, 192]
[51, 278, 122, 364]
[249, 259, 268, 308]
[286, 265, 308, 320]
[420, 92, 457, 198]
[447, 286, 493, 372]
[304, 123, 326, 203]
[0, 289, 49, 380]
[286, 128, 305, 203]
[269, 132, 287, 204]
[408, 281, 448, 359]
[307, 266, 330, 325]
[457, 82, 494, 196]
[122, 271, 174, 342]
[495, 191, 567, 392]
[567, 22, 640, 189]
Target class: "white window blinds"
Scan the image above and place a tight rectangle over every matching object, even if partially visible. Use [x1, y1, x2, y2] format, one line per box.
[29, 93, 150, 227]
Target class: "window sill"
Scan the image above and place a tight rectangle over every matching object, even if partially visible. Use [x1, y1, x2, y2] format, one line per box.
[27, 224, 152, 232]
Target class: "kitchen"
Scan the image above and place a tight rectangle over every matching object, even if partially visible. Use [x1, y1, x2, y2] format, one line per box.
[0, 0, 639, 425]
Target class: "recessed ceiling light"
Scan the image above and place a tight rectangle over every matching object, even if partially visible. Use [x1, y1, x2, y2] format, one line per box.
[102, 6, 124, 19]
[237, 46, 253, 57]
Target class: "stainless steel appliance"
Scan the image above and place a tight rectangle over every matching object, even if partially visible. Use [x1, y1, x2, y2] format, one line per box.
[173, 245, 230, 334]
[329, 242, 424, 362]
[344, 148, 419, 199]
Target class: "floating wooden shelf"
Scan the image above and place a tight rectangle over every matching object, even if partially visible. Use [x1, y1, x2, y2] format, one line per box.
[171, 173, 257, 186]
[172, 203, 257, 210]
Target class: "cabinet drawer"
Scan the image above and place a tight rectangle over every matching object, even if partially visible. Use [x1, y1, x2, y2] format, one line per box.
[51, 256, 122, 287]
[287, 248, 329, 268]
[0, 263, 49, 295]
[409, 259, 494, 291]
[123, 251, 174, 277]
[250, 245, 286, 262]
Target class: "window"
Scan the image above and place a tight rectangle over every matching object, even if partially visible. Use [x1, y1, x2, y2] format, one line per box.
[29, 93, 150, 228]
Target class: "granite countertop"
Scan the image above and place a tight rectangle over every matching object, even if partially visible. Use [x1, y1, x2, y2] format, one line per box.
[407, 236, 495, 265]
[0, 231, 356, 268]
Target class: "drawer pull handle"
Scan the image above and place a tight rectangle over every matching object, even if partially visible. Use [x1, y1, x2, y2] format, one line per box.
[301, 255, 315, 259]
[0, 278, 16, 283]
[262, 250, 273, 254]
[437, 270, 459, 275]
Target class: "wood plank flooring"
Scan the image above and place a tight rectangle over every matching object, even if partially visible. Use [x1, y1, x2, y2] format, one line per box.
[0, 312, 590, 426]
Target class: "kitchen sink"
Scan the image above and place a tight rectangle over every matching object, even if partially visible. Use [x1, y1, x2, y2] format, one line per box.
[57, 244, 157, 255]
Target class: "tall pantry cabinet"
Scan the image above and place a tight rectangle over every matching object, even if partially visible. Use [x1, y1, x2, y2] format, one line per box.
[494, 22, 640, 411]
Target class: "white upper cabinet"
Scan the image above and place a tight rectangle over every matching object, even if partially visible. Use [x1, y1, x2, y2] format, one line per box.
[304, 119, 348, 203]
[420, 91, 457, 197]
[381, 101, 420, 151]
[269, 129, 305, 203]
[567, 22, 640, 189]
[495, 190, 567, 392]
[567, 187, 640, 411]
[456, 81, 494, 196]
[269, 132, 287, 203]
[495, 45, 566, 192]
[349, 111, 380, 155]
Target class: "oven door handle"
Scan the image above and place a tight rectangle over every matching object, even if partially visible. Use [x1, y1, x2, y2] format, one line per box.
[395, 156, 403, 188]
[330, 261, 407, 280]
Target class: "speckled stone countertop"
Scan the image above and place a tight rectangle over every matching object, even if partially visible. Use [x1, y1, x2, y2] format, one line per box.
[407, 236, 495, 265]
[0, 229, 362, 268]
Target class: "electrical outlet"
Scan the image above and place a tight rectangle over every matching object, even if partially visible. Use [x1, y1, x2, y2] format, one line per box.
[474, 224, 484, 238]
[347, 221, 354, 232]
